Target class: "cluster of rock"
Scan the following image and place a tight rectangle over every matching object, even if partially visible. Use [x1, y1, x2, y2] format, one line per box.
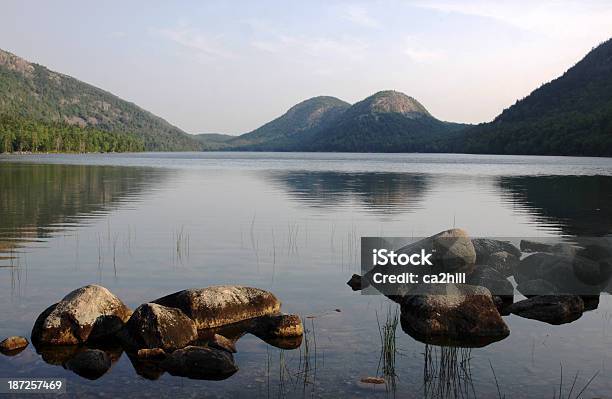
[7, 285, 303, 380]
[349, 229, 611, 347]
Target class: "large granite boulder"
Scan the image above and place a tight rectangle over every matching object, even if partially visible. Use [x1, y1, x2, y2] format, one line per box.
[508, 295, 584, 325]
[399, 284, 509, 347]
[162, 346, 238, 380]
[365, 229, 477, 300]
[153, 286, 281, 329]
[124, 303, 197, 352]
[31, 285, 131, 346]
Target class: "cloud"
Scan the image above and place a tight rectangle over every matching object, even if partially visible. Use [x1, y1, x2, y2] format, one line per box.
[403, 37, 446, 63]
[409, 0, 612, 41]
[342, 5, 380, 28]
[108, 31, 126, 39]
[252, 34, 368, 62]
[156, 24, 234, 59]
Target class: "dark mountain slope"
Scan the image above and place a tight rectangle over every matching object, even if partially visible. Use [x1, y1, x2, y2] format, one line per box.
[451, 39, 612, 156]
[0, 49, 201, 151]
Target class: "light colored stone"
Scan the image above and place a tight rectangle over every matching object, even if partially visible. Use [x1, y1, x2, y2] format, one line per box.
[153, 286, 281, 329]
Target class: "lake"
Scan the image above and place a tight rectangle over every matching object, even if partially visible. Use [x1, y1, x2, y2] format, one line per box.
[1, 152, 611, 398]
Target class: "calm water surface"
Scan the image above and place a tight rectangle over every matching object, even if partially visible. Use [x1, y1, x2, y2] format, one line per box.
[1, 152, 611, 398]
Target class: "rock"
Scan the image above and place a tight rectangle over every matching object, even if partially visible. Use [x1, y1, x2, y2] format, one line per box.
[347, 274, 368, 291]
[487, 251, 519, 278]
[367, 229, 477, 300]
[153, 286, 281, 330]
[124, 303, 197, 352]
[31, 285, 131, 346]
[467, 266, 513, 304]
[508, 295, 584, 325]
[472, 239, 521, 264]
[0, 336, 29, 354]
[137, 348, 167, 360]
[520, 240, 553, 253]
[162, 346, 238, 380]
[551, 243, 579, 257]
[581, 295, 600, 311]
[572, 245, 612, 286]
[396, 229, 476, 273]
[360, 377, 385, 384]
[209, 334, 236, 353]
[250, 314, 304, 338]
[65, 349, 112, 380]
[514, 253, 600, 296]
[516, 279, 558, 298]
[399, 284, 509, 347]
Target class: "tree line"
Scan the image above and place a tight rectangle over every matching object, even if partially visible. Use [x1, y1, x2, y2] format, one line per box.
[0, 115, 144, 153]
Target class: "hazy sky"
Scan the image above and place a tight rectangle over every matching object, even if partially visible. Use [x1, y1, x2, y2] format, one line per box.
[2, 1, 612, 134]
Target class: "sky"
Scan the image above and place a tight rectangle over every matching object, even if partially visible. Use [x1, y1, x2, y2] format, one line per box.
[2, 0, 612, 135]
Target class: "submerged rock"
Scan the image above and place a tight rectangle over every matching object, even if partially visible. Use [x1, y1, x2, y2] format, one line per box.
[0, 336, 29, 355]
[472, 239, 521, 264]
[65, 349, 112, 380]
[153, 286, 281, 330]
[124, 303, 197, 352]
[508, 295, 584, 325]
[162, 346, 238, 380]
[360, 376, 385, 384]
[31, 285, 131, 346]
[399, 284, 509, 347]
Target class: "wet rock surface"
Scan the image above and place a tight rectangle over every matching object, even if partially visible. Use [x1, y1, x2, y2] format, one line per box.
[31, 285, 131, 346]
[0, 336, 29, 355]
[399, 284, 509, 347]
[509, 295, 584, 325]
[124, 303, 198, 352]
[153, 286, 281, 329]
[162, 346, 238, 380]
